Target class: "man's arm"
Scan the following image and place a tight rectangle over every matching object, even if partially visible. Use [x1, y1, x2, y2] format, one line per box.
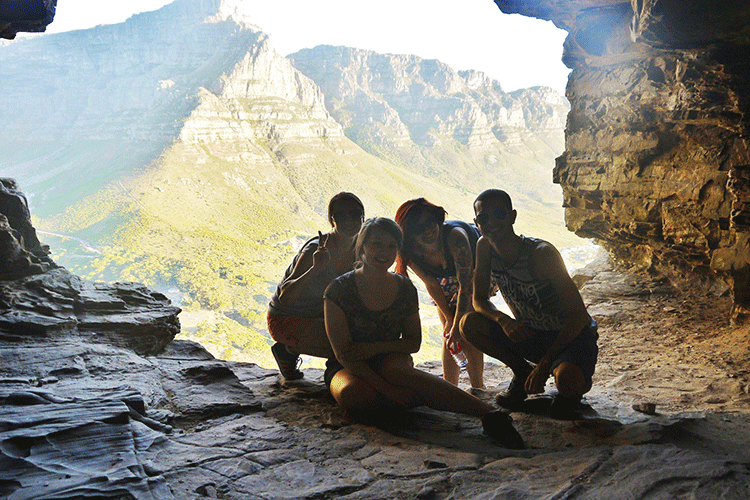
[472, 237, 533, 342]
[524, 242, 590, 394]
[472, 237, 498, 317]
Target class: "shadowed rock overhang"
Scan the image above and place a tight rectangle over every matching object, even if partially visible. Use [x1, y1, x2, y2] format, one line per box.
[0, 0, 56, 39]
[497, 0, 750, 323]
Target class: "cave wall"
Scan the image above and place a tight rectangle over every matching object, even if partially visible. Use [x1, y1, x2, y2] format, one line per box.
[0, 0, 56, 39]
[495, 0, 750, 322]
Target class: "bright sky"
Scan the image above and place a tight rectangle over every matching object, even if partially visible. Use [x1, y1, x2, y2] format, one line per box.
[45, 0, 571, 94]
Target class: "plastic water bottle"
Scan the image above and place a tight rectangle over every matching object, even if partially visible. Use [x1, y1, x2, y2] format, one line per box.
[448, 341, 468, 369]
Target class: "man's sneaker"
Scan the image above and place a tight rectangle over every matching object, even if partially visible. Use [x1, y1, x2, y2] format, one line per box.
[549, 395, 582, 420]
[495, 373, 529, 409]
[481, 410, 525, 449]
[271, 342, 304, 380]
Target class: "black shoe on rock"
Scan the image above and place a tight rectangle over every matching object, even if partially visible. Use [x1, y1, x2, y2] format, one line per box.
[481, 410, 525, 449]
[549, 395, 582, 420]
[271, 342, 304, 380]
[495, 373, 529, 410]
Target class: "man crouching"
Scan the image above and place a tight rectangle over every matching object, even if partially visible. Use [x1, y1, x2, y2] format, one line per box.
[460, 189, 598, 420]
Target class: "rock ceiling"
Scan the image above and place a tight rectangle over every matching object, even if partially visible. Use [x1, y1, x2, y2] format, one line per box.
[0, 0, 56, 40]
[497, 0, 750, 322]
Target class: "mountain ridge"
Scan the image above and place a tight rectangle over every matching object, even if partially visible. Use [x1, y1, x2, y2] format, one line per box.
[1, 0, 582, 365]
[288, 44, 569, 210]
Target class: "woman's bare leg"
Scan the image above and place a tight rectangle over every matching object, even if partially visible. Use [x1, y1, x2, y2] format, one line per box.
[380, 353, 494, 417]
[335, 353, 524, 448]
[439, 308, 461, 386]
[328, 369, 382, 413]
[463, 341, 485, 389]
[441, 307, 484, 389]
[442, 342, 460, 386]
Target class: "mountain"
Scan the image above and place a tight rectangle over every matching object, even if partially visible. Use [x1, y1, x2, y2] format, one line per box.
[0, 0, 581, 365]
[0, 0, 270, 218]
[289, 45, 570, 210]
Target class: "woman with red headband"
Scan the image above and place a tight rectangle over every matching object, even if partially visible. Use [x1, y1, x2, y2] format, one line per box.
[395, 198, 486, 390]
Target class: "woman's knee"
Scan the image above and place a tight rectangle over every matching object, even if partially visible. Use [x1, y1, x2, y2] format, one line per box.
[329, 372, 379, 411]
[378, 353, 415, 383]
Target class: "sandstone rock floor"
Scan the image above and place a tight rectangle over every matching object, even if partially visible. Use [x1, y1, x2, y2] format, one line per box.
[2, 264, 750, 499]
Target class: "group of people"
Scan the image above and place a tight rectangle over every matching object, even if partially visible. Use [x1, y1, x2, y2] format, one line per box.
[267, 190, 598, 447]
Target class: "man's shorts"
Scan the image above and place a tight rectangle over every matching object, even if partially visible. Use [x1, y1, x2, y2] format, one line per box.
[267, 313, 320, 347]
[489, 317, 599, 383]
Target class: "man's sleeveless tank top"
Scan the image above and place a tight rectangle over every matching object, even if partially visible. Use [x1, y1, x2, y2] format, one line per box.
[490, 236, 566, 331]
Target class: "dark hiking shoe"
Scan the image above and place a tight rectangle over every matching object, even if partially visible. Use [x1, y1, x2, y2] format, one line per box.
[272, 342, 303, 380]
[522, 393, 554, 415]
[549, 395, 582, 420]
[482, 410, 525, 449]
[495, 374, 529, 409]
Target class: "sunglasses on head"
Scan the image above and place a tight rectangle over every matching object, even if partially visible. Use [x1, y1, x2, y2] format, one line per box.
[475, 207, 508, 226]
[332, 209, 364, 222]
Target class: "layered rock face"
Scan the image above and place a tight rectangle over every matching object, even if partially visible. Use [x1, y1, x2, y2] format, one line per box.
[0, 178, 179, 354]
[496, 0, 750, 321]
[289, 46, 569, 204]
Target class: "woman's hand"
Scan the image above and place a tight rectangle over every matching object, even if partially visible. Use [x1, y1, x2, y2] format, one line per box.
[338, 342, 379, 362]
[311, 231, 331, 270]
[443, 323, 461, 352]
[442, 313, 458, 344]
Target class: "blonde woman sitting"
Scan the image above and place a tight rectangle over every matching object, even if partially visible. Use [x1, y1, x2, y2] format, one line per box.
[323, 217, 523, 448]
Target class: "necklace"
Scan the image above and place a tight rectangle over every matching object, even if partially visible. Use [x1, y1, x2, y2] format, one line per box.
[496, 241, 523, 271]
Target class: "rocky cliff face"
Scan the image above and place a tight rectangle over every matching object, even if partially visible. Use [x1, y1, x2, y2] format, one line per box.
[0, 0, 268, 217]
[289, 46, 569, 207]
[2, 180, 749, 499]
[495, 0, 750, 322]
[0, 178, 179, 354]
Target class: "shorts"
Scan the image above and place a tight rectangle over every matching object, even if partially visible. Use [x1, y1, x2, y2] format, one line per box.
[489, 317, 599, 384]
[324, 353, 391, 390]
[267, 313, 321, 347]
